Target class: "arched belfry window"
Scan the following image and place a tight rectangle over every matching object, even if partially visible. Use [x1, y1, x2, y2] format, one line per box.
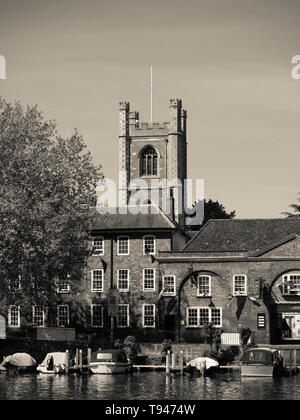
[140, 146, 158, 176]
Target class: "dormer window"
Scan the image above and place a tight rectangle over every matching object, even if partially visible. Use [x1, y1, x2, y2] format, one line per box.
[140, 146, 158, 176]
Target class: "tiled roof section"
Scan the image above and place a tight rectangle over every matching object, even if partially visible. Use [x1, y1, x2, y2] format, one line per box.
[89, 205, 179, 231]
[183, 218, 300, 253]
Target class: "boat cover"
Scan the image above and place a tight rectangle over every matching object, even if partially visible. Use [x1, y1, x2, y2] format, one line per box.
[4, 353, 36, 367]
[40, 352, 66, 366]
[187, 357, 219, 370]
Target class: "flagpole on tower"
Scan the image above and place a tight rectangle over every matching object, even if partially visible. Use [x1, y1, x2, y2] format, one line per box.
[150, 65, 153, 122]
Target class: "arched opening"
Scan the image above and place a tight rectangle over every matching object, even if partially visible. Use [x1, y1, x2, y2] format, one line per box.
[177, 269, 223, 343]
[270, 269, 300, 343]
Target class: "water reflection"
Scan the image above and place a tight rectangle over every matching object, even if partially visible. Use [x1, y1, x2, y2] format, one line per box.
[0, 371, 300, 400]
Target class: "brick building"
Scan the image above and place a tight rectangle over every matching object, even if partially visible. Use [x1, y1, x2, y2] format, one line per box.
[86, 99, 300, 345]
[5, 98, 300, 345]
[86, 99, 189, 341]
[157, 218, 300, 344]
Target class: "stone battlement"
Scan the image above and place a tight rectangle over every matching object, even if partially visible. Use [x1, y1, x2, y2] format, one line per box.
[130, 121, 171, 136]
[134, 121, 170, 130]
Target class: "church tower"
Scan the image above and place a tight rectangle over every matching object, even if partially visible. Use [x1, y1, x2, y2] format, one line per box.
[119, 99, 187, 227]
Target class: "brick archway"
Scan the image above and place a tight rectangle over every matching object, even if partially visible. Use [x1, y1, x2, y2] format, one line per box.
[177, 269, 223, 342]
[269, 268, 300, 344]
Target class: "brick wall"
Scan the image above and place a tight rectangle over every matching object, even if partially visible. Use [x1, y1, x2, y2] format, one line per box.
[83, 231, 174, 341]
[158, 258, 300, 344]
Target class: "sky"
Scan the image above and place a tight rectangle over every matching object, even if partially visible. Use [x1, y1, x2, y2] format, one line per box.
[0, 0, 299, 218]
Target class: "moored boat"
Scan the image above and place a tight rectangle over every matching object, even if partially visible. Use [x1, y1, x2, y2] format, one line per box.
[89, 349, 131, 374]
[186, 356, 219, 375]
[37, 352, 67, 374]
[241, 348, 283, 377]
[0, 353, 36, 374]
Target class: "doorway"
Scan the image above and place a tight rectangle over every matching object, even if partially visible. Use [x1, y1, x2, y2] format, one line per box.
[164, 315, 175, 341]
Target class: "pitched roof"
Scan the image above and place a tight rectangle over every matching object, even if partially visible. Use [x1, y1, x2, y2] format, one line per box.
[183, 218, 300, 253]
[89, 204, 181, 231]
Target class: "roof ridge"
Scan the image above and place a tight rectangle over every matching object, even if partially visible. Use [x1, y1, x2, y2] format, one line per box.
[181, 219, 215, 251]
[207, 217, 292, 222]
[251, 233, 300, 257]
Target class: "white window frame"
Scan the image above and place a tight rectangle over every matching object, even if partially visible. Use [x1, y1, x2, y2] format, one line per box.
[210, 307, 222, 327]
[233, 275, 247, 296]
[8, 305, 20, 328]
[143, 235, 156, 255]
[92, 236, 104, 256]
[91, 304, 104, 328]
[186, 307, 222, 328]
[32, 305, 45, 327]
[57, 304, 69, 327]
[91, 269, 104, 292]
[197, 275, 211, 297]
[117, 269, 130, 292]
[9, 275, 22, 292]
[282, 273, 300, 295]
[143, 268, 155, 292]
[117, 236, 130, 256]
[57, 273, 71, 294]
[117, 304, 129, 328]
[186, 307, 198, 327]
[142, 304, 156, 328]
[162, 275, 176, 296]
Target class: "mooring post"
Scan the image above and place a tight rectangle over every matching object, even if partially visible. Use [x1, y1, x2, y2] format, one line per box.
[289, 349, 292, 375]
[171, 352, 175, 370]
[166, 350, 170, 375]
[65, 350, 69, 374]
[79, 349, 83, 372]
[87, 348, 91, 365]
[75, 348, 79, 369]
[180, 351, 184, 375]
[185, 349, 188, 365]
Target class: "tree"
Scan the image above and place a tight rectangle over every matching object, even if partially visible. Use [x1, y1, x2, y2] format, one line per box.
[187, 199, 236, 230]
[283, 194, 300, 218]
[0, 98, 102, 324]
[123, 336, 139, 362]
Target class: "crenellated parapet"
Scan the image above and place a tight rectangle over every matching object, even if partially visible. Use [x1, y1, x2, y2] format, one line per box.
[169, 98, 182, 108]
[130, 121, 171, 136]
[119, 101, 130, 111]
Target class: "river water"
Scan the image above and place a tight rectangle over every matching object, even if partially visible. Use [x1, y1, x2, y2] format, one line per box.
[0, 371, 300, 400]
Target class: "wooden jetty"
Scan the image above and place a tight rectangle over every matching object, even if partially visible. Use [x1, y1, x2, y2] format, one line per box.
[50, 345, 300, 376]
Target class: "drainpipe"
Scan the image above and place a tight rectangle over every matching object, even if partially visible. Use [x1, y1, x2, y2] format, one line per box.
[110, 238, 114, 342]
[110, 238, 114, 288]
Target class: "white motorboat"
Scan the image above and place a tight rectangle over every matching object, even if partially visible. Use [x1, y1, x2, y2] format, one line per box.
[241, 348, 283, 377]
[89, 349, 131, 374]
